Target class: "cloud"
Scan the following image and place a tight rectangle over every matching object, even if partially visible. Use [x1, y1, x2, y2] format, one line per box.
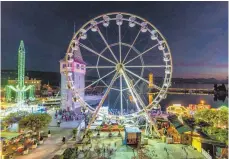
[173, 71, 227, 80]
[175, 62, 228, 69]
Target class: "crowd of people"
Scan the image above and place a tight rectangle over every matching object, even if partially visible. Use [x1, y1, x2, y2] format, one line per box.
[54, 109, 86, 123]
[108, 108, 136, 115]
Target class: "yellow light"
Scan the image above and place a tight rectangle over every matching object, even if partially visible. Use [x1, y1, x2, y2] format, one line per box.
[200, 100, 204, 105]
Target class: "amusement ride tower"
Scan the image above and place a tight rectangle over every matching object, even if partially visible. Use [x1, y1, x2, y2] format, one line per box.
[5, 40, 35, 105]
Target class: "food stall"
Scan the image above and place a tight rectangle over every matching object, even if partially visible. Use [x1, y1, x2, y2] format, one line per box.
[124, 127, 141, 146]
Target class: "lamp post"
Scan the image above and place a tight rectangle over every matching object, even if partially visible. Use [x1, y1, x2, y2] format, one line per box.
[81, 107, 88, 127]
[127, 99, 129, 114]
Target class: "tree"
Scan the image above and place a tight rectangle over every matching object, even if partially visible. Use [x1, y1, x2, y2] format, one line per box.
[2, 111, 29, 127]
[96, 125, 102, 136]
[108, 125, 113, 137]
[216, 109, 228, 128]
[19, 113, 52, 140]
[194, 109, 228, 128]
[72, 128, 78, 139]
[203, 127, 228, 145]
[94, 144, 101, 158]
[63, 148, 77, 159]
[194, 109, 228, 145]
[87, 130, 93, 143]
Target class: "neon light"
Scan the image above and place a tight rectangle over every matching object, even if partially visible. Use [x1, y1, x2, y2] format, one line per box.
[5, 86, 12, 102]
[173, 104, 181, 106]
[5, 40, 35, 104]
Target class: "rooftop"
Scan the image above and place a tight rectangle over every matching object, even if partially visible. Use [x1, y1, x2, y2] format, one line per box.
[125, 127, 141, 133]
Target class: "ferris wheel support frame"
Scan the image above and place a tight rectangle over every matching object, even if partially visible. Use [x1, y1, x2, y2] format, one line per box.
[122, 69, 160, 136]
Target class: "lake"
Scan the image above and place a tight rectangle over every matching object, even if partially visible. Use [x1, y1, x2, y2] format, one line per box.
[160, 84, 228, 111]
[106, 83, 228, 112]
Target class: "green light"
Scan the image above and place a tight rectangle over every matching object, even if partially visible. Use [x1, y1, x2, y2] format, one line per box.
[5, 40, 36, 103]
[218, 106, 228, 110]
[29, 85, 35, 100]
[6, 86, 12, 102]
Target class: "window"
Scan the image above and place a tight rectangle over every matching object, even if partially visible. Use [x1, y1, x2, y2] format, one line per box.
[63, 64, 66, 68]
[77, 64, 80, 69]
[81, 66, 84, 70]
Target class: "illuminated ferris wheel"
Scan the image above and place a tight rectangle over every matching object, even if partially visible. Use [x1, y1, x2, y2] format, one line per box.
[65, 12, 172, 125]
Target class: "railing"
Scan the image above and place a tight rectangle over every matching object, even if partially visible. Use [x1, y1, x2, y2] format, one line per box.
[201, 148, 212, 159]
[169, 88, 214, 91]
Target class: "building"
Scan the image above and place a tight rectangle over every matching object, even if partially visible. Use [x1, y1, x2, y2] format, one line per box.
[167, 115, 193, 144]
[1, 70, 18, 87]
[187, 100, 211, 113]
[166, 104, 190, 117]
[8, 76, 41, 91]
[60, 47, 86, 112]
[124, 127, 141, 146]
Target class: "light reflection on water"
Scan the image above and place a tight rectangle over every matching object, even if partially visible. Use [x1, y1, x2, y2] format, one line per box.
[160, 94, 228, 111]
[106, 84, 228, 111]
[160, 84, 228, 111]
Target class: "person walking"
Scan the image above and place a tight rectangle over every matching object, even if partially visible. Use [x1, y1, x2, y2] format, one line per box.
[62, 136, 66, 144]
[57, 120, 60, 127]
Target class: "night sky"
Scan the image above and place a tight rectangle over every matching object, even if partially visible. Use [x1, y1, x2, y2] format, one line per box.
[1, 1, 228, 80]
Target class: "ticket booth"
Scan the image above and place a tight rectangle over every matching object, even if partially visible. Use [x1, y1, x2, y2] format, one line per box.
[124, 127, 141, 146]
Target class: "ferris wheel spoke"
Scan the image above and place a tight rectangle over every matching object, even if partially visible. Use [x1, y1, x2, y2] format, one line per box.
[120, 74, 123, 115]
[119, 25, 122, 63]
[78, 69, 116, 92]
[125, 65, 170, 68]
[125, 68, 162, 90]
[131, 86, 145, 110]
[120, 69, 141, 111]
[113, 93, 120, 108]
[122, 70, 145, 108]
[86, 66, 116, 69]
[130, 82, 159, 136]
[124, 43, 159, 65]
[97, 28, 119, 63]
[87, 72, 119, 129]
[122, 93, 131, 114]
[79, 43, 116, 65]
[122, 30, 141, 63]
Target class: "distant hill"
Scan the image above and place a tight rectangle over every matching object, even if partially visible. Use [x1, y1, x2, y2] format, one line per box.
[1, 70, 227, 87]
[1, 70, 61, 86]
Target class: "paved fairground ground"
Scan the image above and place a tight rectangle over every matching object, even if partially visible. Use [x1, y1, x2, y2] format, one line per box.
[73, 131, 205, 159]
[14, 110, 82, 159]
[13, 110, 205, 159]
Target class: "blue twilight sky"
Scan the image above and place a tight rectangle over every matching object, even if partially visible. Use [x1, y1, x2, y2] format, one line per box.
[1, 1, 228, 79]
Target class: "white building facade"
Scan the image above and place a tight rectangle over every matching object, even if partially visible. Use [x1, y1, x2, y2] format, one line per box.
[60, 48, 86, 112]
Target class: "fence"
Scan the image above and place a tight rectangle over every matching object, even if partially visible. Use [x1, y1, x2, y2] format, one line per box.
[201, 148, 212, 159]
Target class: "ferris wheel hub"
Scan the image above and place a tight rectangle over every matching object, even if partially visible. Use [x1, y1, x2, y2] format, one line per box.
[116, 63, 125, 73]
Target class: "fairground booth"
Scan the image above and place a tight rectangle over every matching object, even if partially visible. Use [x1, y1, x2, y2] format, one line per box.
[123, 127, 141, 146]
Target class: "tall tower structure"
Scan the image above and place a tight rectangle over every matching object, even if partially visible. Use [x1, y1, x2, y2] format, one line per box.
[5, 40, 35, 103]
[148, 73, 154, 104]
[17, 40, 26, 102]
[60, 47, 86, 112]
